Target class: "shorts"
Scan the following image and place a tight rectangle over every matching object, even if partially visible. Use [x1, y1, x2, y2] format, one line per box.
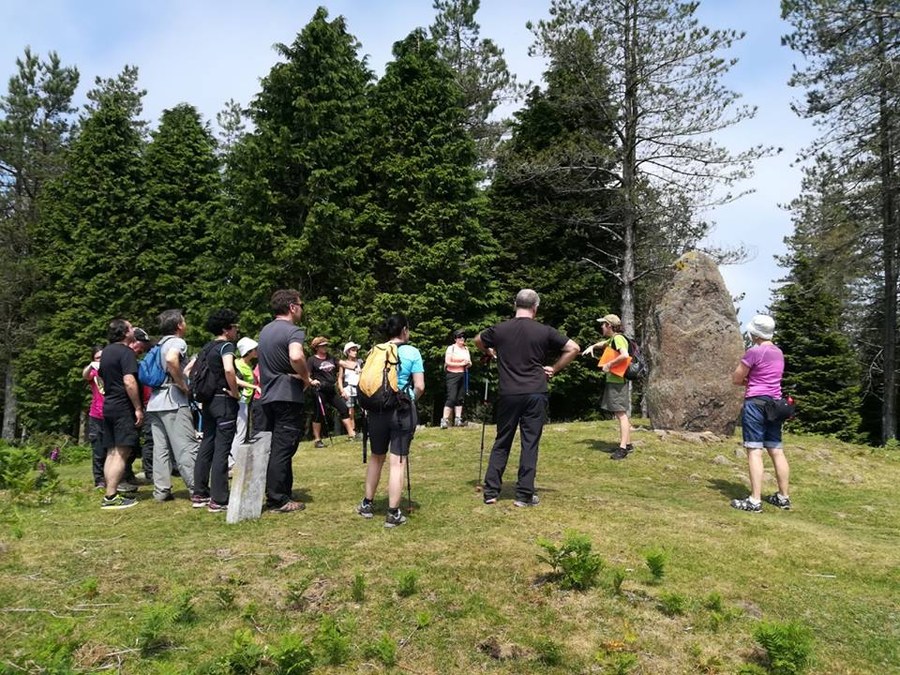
[444, 371, 466, 407]
[367, 406, 417, 457]
[741, 398, 783, 449]
[102, 413, 139, 450]
[601, 380, 629, 413]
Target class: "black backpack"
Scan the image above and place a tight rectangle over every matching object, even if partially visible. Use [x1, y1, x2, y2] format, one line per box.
[189, 341, 223, 404]
[622, 335, 647, 381]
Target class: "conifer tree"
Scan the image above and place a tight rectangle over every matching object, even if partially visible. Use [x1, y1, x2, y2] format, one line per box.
[0, 49, 78, 439]
[16, 69, 147, 433]
[368, 29, 502, 416]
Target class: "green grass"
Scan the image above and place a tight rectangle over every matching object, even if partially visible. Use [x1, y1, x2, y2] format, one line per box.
[0, 421, 897, 673]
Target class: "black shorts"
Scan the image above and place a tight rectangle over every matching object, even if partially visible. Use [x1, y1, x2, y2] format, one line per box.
[102, 413, 139, 450]
[312, 387, 350, 421]
[367, 406, 417, 457]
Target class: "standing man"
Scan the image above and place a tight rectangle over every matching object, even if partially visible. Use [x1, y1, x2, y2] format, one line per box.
[145, 309, 199, 502]
[257, 289, 312, 513]
[98, 318, 142, 509]
[475, 289, 580, 507]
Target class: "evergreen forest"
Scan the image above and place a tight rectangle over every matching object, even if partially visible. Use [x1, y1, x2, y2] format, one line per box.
[1, 1, 898, 446]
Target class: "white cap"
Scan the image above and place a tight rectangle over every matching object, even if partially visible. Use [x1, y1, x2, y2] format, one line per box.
[745, 315, 775, 340]
[343, 341, 361, 355]
[237, 337, 258, 357]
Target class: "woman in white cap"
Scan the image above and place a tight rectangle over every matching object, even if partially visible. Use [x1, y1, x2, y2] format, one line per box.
[339, 342, 362, 438]
[230, 337, 259, 458]
[730, 314, 792, 513]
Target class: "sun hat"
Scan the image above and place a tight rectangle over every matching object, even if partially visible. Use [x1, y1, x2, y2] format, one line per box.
[343, 341, 360, 355]
[745, 315, 775, 340]
[310, 336, 329, 350]
[237, 337, 258, 357]
[596, 314, 622, 328]
[452, 329, 465, 339]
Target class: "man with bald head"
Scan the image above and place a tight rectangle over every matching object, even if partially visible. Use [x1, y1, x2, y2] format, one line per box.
[474, 289, 580, 507]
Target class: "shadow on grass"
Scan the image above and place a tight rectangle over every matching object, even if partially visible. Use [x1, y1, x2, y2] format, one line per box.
[576, 438, 617, 454]
[706, 478, 746, 500]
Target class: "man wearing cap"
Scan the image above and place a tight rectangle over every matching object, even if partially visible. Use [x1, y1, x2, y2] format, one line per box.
[257, 289, 312, 513]
[474, 289, 580, 507]
[339, 342, 362, 438]
[730, 314, 792, 513]
[145, 309, 198, 502]
[308, 336, 355, 446]
[231, 336, 260, 456]
[584, 314, 633, 460]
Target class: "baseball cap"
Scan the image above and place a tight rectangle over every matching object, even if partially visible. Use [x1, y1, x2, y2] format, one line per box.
[310, 336, 329, 350]
[745, 315, 775, 340]
[237, 337, 258, 357]
[133, 327, 151, 343]
[343, 341, 360, 354]
[596, 314, 622, 328]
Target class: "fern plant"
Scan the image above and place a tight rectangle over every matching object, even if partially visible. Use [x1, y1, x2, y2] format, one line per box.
[537, 530, 604, 591]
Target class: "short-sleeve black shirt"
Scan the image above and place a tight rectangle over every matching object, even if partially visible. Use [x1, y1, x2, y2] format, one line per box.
[478, 318, 569, 395]
[99, 342, 139, 417]
[309, 355, 339, 391]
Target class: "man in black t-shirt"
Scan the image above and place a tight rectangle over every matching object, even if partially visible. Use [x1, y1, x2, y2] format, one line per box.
[97, 318, 143, 509]
[308, 336, 353, 447]
[475, 289, 580, 506]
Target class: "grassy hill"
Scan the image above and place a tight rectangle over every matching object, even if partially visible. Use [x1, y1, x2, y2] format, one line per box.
[0, 420, 897, 673]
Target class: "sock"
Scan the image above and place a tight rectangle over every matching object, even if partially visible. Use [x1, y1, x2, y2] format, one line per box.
[777, 492, 789, 500]
[388, 507, 400, 516]
[748, 496, 761, 505]
[104, 493, 116, 500]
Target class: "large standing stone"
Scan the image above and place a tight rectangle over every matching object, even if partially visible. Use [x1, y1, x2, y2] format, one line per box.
[645, 251, 744, 436]
[226, 431, 271, 524]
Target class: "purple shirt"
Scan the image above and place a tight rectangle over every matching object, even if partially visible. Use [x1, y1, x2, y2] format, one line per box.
[741, 344, 784, 399]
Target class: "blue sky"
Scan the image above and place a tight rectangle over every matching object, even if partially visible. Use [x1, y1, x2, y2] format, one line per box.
[1, 0, 815, 326]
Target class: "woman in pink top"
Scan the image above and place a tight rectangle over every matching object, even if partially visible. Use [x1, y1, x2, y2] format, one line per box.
[441, 329, 472, 428]
[82, 345, 106, 488]
[730, 315, 792, 513]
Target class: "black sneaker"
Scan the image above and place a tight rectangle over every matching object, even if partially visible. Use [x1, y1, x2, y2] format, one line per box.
[101, 494, 137, 510]
[763, 493, 792, 510]
[207, 501, 227, 513]
[356, 500, 374, 519]
[513, 495, 540, 508]
[610, 447, 629, 460]
[730, 497, 762, 513]
[384, 510, 407, 528]
[191, 495, 210, 509]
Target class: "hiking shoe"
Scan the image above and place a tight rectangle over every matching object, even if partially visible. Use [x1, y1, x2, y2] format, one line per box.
[384, 510, 407, 528]
[610, 448, 629, 460]
[269, 500, 305, 513]
[314, 440, 325, 448]
[117, 481, 139, 493]
[513, 495, 540, 508]
[483, 496, 498, 505]
[94, 481, 106, 490]
[439, 418, 449, 429]
[455, 417, 464, 427]
[730, 497, 762, 513]
[191, 495, 210, 509]
[356, 499, 374, 519]
[154, 491, 174, 503]
[207, 501, 227, 513]
[101, 494, 137, 510]
[763, 493, 792, 510]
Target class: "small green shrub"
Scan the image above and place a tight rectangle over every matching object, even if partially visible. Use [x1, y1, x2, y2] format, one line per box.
[285, 579, 309, 610]
[753, 620, 814, 675]
[702, 591, 723, 612]
[396, 569, 419, 598]
[363, 634, 398, 667]
[415, 610, 433, 629]
[315, 615, 351, 666]
[171, 588, 197, 624]
[644, 548, 667, 583]
[214, 629, 264, 674]
[658, 591, 687, 616]
[537, 530, 604, 591]
[270, 634, 315, 675]
[0, 442, 60, 505]
[213, 586, 236, 610]
[534, 637, 564, 666]
[76, 576, 99, 599]
[136, 603, 174, 655]
[596, 651, 638, 674]
[611, 567, 627, 595]
[351, 572, 366, 602]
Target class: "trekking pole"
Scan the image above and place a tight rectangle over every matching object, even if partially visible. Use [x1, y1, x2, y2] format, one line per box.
[316, 389, 333, 447]
[476, 365, 490, 493]
[405, 453, 413, 514]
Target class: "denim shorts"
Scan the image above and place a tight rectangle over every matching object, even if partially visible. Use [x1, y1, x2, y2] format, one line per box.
[742, 398, 783, 449]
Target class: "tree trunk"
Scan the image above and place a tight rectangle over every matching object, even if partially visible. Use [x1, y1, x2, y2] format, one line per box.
[2, 362, 17, 441]
[877, 17, 898, 443]
[619, 0, 638, 335]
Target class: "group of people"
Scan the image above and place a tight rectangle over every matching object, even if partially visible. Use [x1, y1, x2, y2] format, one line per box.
[84, 286, 792, 524]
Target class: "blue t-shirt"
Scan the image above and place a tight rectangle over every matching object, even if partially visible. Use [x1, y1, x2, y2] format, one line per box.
[397, 344, 424, 400]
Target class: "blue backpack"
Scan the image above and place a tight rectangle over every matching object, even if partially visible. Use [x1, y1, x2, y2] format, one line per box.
[138, 336, 174, 389]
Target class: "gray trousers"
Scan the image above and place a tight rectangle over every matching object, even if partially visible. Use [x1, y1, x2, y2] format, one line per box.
[148, 407, 199, 500]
